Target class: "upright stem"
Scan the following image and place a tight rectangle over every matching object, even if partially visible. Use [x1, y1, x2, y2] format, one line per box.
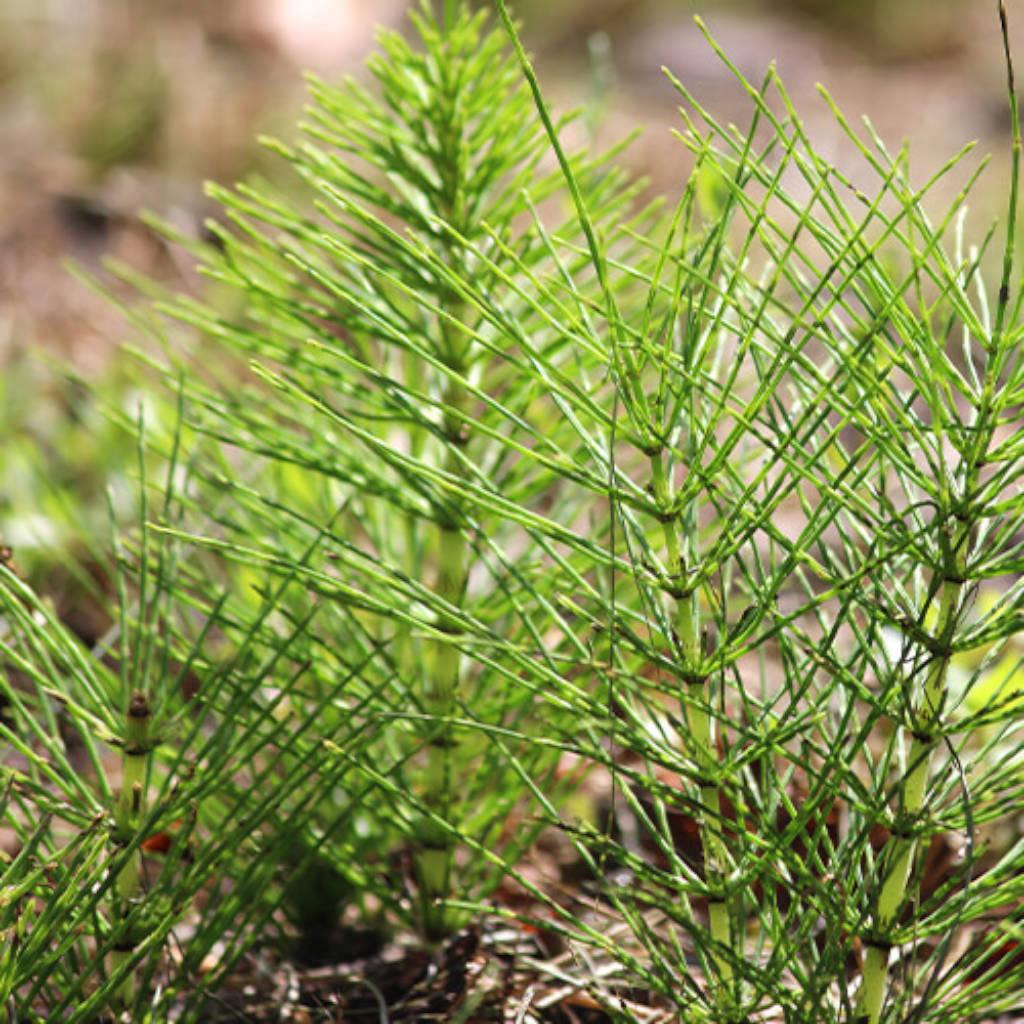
[417, 107, 470, 926]
[109, 691, 151, 1008]
[417, 348, 469, 935]
[859, 553, 964, 1024]
[412, 5, 473, 939]
[651, 455, 734, 998]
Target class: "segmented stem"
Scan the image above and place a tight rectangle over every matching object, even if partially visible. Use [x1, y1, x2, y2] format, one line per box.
[651, 455, 734, 997]
[417, 372, 469, 938]
[409, 4, 475, 939]
[859, 564, 963, 1023]
[109, 691, 151, 1008]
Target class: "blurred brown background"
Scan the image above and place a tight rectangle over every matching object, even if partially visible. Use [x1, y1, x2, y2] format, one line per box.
[0, 0, 1016, 372]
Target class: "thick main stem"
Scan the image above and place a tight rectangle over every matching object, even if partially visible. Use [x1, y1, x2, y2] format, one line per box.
[109, 691, 151, 1008]
[859, 568, 963, 1024]
[416, 304, 470, 936]
[410, 11, 477, 936]
[651, 456, 734, 996]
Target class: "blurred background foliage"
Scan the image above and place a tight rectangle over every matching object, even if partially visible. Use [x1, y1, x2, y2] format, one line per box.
[0, 0, 1017, 592]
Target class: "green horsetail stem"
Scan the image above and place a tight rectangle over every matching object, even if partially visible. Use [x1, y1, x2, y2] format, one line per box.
[408, 5, 477, 938]
[109, 691, 151, 1007]
[650, 454, 735, 998]
[416, 311, 471, 937]
[858, 559, 964, 1024]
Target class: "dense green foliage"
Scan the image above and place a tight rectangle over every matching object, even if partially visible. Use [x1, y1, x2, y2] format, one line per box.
[2, 1, 1024, 1021]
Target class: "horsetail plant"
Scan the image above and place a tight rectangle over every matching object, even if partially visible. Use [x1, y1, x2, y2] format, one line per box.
[127, 0, 663, 942]
[0, 458, 192, 1015]
[479, 3, 1024, 1021]
[854, 9, 1024, 1018]
[0, 411, 388, 1018]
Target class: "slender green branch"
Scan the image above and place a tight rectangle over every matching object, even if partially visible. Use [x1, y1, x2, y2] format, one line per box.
[994, 0, 1019, 345]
